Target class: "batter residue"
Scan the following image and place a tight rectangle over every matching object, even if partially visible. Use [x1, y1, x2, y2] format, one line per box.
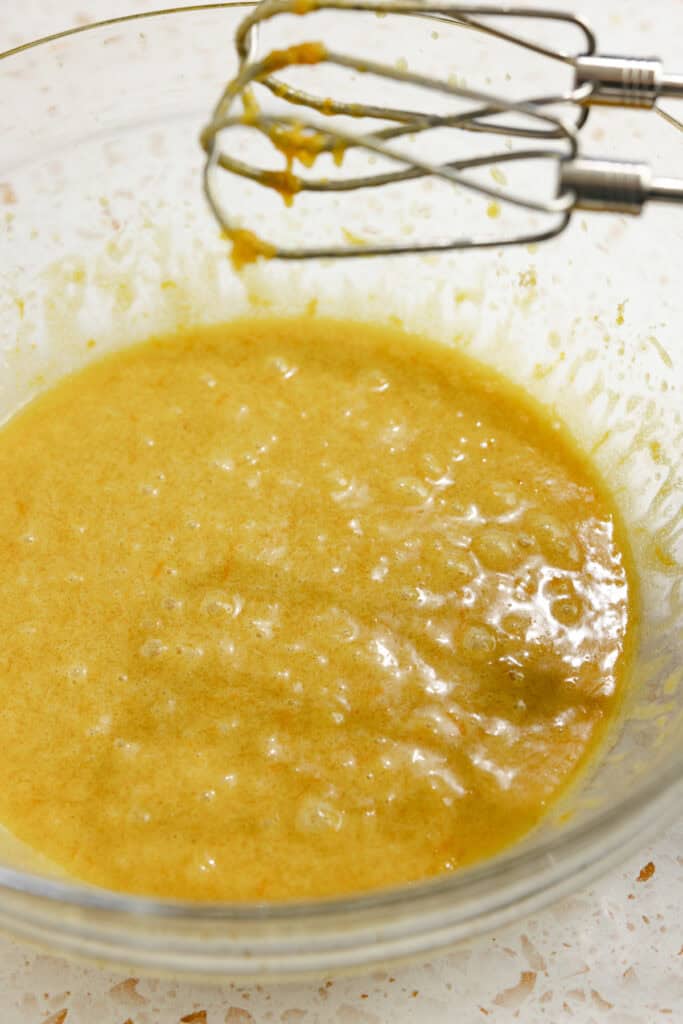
[0, 317, 633, 900]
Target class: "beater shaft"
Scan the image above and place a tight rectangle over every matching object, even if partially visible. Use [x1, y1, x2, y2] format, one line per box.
[560, 159, 683, 214]
[575, 56, 683, 108]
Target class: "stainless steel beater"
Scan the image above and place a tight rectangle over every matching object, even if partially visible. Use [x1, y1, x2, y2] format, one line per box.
[201, 0, 683, 258]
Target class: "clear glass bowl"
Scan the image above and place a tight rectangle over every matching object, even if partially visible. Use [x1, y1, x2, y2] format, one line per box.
[0, 2, 681, 979]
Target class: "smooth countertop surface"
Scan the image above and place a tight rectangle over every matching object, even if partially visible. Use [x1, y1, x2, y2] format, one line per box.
[1, 2, 682, 1022]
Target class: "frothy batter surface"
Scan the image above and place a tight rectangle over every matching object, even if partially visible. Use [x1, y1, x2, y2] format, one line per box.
[0, 317, 632, 900]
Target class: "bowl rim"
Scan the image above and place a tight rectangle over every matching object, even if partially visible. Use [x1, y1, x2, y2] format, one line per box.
[0, 2, 681, 938]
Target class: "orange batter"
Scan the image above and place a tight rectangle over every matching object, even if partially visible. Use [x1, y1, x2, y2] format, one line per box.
[0, 317, 633, 900]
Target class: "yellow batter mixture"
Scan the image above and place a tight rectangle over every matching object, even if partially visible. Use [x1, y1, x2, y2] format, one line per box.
[0, 317, 633, 901]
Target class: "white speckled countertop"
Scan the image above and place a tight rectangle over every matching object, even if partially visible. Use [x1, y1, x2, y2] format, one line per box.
[1, 3, 682, 1022]
[0, 824, 682, 1022]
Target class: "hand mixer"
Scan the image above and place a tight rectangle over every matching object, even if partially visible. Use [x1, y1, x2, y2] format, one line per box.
[201, 0, 683, 258]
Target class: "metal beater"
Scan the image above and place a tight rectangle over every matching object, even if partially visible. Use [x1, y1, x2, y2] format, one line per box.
[201, 0, 683, 259]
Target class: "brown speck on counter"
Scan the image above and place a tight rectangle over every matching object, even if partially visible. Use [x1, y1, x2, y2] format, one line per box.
[225, 1009, 254, 1023]
[44, 1012, 68, 1024]
[637, 861, 656, 882]
[411, 990, 419, 998]
[109, 979, 147, 1006]
[567, 988, 586, 1002]
[0, 182, 17, 204]
[493, 971, 537, 1009]
[591, 989, 614, 1011]
[180, 1012, 207, 1024]
[336, 1005, 381, 1024]
[520, 934, 547, 972]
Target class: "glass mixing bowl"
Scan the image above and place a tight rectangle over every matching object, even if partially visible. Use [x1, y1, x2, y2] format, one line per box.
[0, 2, 681, 979]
